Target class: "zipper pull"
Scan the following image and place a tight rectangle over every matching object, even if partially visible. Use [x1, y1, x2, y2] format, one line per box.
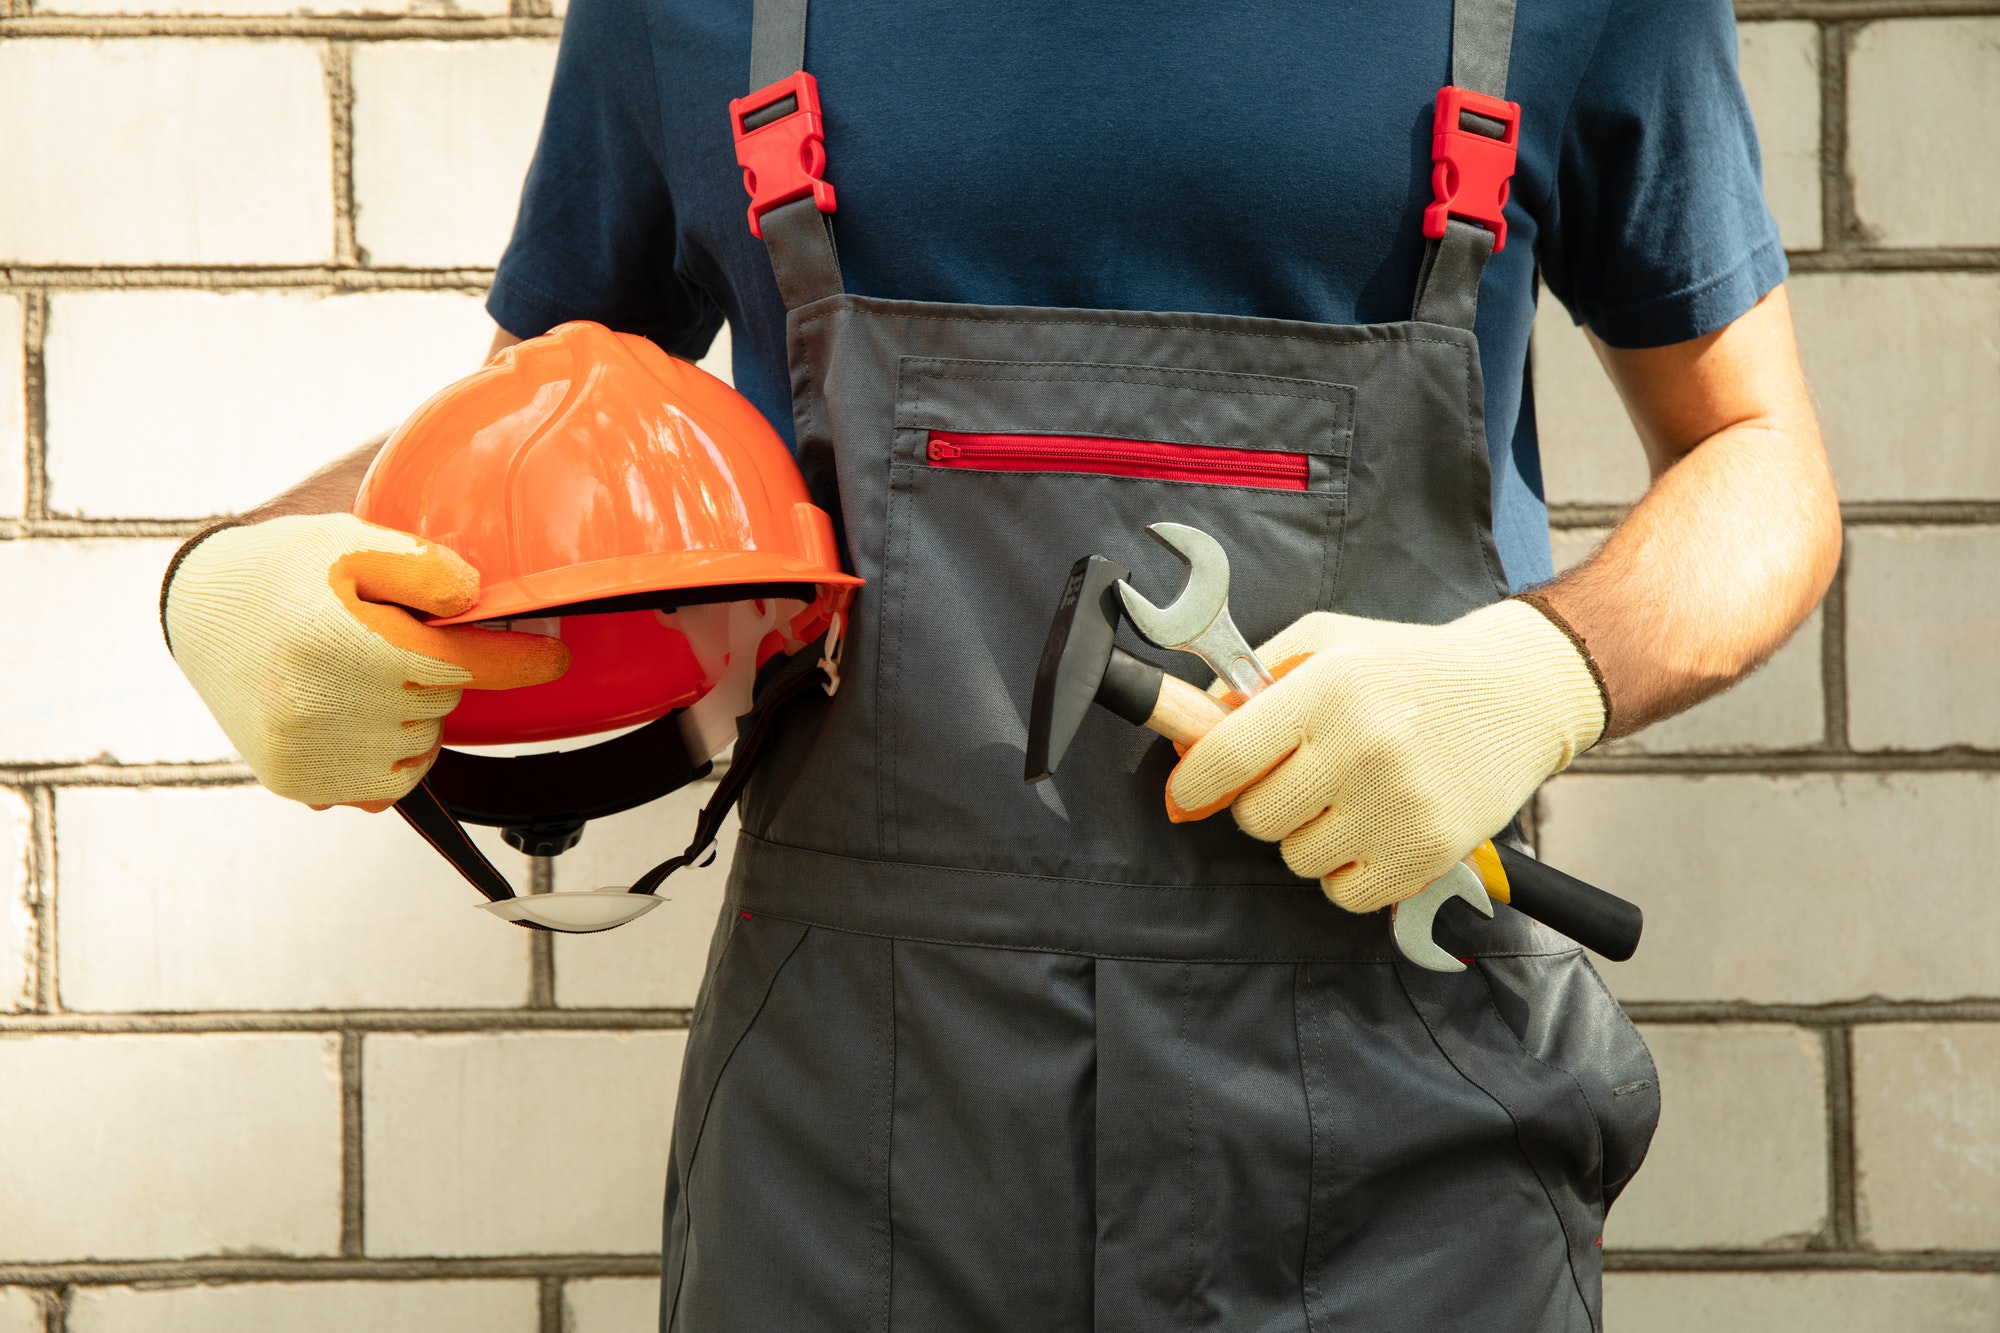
[927, 437, 960, 462]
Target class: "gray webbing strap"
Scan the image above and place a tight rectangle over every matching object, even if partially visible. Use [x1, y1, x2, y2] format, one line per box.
[1414, 0, 1519, 328]
[1452, 0, 1517, 98]
[749, 0, 807, 88]
[745, 0, 844, 310]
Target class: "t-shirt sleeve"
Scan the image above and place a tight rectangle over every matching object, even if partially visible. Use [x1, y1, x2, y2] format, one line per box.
[1538, 0, 1788, 349]
[487, 0, 723, 358]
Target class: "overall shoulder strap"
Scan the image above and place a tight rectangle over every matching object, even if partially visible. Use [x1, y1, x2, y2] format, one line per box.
[737, 0, 845, 310]
[1413, 0, 1520, 329]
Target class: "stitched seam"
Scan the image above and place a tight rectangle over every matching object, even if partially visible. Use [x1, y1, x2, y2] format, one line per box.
[1295, 965, 1328, 1333]
[904, 356, 1368, 391]
[884, 932, 900, 1328]
[903, 366, 1362, 401]
[1178, 963, 1200, 1326]
[903, 418, 1350, 459]
[795, 299, 1480, 354]
[664, 922, 808, 1329]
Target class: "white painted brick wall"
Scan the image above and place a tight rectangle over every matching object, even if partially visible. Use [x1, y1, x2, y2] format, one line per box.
[1853, 1024, 2000, 1251]
[1605, 1025, 1827, 1250]
[43, 289, 497, 519]
[0, 539, 233, 765]
[1540, 772, 2000, 1004]
[0, 1033, 341, 1260]
[0, 1288, 39, 1333]
[363, 1030, 684, 1256]
[1739, 22, 1822, 251]
[553, 787, 733, 1011]
[565, 1278, 659, 1333]
[0, 791, 33, 1015]
[1605, 1272, 2000, 1333]
[57, 787, 530, 1012]
[1789, 272, 2000, 501]
[66, 1281, 539, 1333]
[0, 40, 333, 265]
[41, 0, 507, 16]
[1848, 19, 2000, 248]
[351, 42, 561, 269]
[1845, 526, 2000, 751]
[1532, 296, 1648, 508]
[0, 295, 23, 521]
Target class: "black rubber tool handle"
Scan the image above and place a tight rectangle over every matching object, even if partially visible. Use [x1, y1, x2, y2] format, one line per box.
[1492, 841, 1643, 962]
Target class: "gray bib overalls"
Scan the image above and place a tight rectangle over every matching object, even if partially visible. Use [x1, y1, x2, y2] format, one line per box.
[663, 2, 1661, 1327]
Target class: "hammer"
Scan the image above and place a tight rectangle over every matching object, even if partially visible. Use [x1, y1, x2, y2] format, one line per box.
[1027, 542, 1643, 971]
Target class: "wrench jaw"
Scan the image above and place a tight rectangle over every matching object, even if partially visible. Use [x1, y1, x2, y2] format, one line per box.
[1115, 523, 1276, 700]
[1390, 862, 1496, 973]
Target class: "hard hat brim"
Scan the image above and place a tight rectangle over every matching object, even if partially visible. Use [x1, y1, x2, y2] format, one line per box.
[428, 548, 864, 626]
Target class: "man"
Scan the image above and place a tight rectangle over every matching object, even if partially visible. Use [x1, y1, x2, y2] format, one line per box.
[163, 0, 1840, 1327]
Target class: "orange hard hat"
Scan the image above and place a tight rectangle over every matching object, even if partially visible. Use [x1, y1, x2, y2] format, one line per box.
[355, 320, 859, 746]
[354, 322, 860, 928]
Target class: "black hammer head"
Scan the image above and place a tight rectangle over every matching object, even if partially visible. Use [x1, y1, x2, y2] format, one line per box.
[1024, 555, 1132, 784]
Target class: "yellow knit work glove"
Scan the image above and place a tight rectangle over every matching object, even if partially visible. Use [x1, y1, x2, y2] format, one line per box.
[163, 513, 569, 811]
[1165, 599, 1607, 913]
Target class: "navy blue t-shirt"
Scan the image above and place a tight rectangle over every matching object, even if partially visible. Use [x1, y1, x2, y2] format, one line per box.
[489, 0, 1785, 587]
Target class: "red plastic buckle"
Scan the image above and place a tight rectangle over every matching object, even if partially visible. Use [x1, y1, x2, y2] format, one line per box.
[1423, 85, 1520, 252]
[729, 71, 837, 240]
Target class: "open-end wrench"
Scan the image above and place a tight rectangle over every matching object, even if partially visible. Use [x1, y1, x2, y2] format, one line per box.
[1107, 521, 1642, 971]
[1114, 523, 1275, 700]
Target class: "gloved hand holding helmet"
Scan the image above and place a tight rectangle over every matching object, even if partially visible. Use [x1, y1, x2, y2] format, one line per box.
[165, 320, 860, 932]
[163, 513, 570, 811]
[1165, 597, 1608, 913]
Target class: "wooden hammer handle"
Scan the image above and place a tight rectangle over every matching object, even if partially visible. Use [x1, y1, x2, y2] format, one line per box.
[1145, 673, 1230, 747]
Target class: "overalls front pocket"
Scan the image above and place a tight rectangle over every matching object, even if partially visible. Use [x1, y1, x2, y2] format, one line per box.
[876, 356, 1354, 882]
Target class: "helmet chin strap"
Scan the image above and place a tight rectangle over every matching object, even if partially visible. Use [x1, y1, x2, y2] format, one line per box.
[393, 620, 839, 934]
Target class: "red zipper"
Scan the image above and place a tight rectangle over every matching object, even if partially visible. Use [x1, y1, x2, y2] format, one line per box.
[925, 431, 1309, 492]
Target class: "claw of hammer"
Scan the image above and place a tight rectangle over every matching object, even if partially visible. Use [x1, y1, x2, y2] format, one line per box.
[1390, 862, 1496, 973]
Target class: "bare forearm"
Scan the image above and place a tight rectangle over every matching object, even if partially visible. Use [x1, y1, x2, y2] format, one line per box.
[1539, 288, 1842, 739]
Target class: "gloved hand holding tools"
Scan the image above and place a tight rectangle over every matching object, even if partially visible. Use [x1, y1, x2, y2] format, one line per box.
[162, 513, 570, 811]
[1165, 598, 1608, 913]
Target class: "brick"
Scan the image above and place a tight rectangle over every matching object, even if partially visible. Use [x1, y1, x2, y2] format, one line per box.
[1602, 1025, 1826, 1249]
[1737, 22, 1822, 251]
[0, 294, 23, 519]
[0, 1289, 40, 1333]
[565, 1278, 660, 1333]
[1790, 273, 2000, 502]
[43, 290, 495, 519]
[0, 539, 234, 765]
[553, 786, 732, 1010]
[352, 42, 560, 268]
[1546, 529, 1824, 753]
[1846, 527, 2000, 751]
[1853, 1023, 2000, 1250]
[1532, 298, 1647, 507]
[364, 1030, 685, 1255]
[1538, 772, 2000, 1003]
[1849, 19, 2000, 247]
[0, 40, 332, 265]
[0, 1033, 341, 1260]
[67, 1282, 537, 1333]
[42, 0, 505, 15]
[57, 787, 529, 1012]
[0, 789, 32, 1014]
[1604, 1273, 2000, 1333]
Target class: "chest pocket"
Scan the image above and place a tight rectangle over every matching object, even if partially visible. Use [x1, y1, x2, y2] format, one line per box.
[873, 357, 1355, 882]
